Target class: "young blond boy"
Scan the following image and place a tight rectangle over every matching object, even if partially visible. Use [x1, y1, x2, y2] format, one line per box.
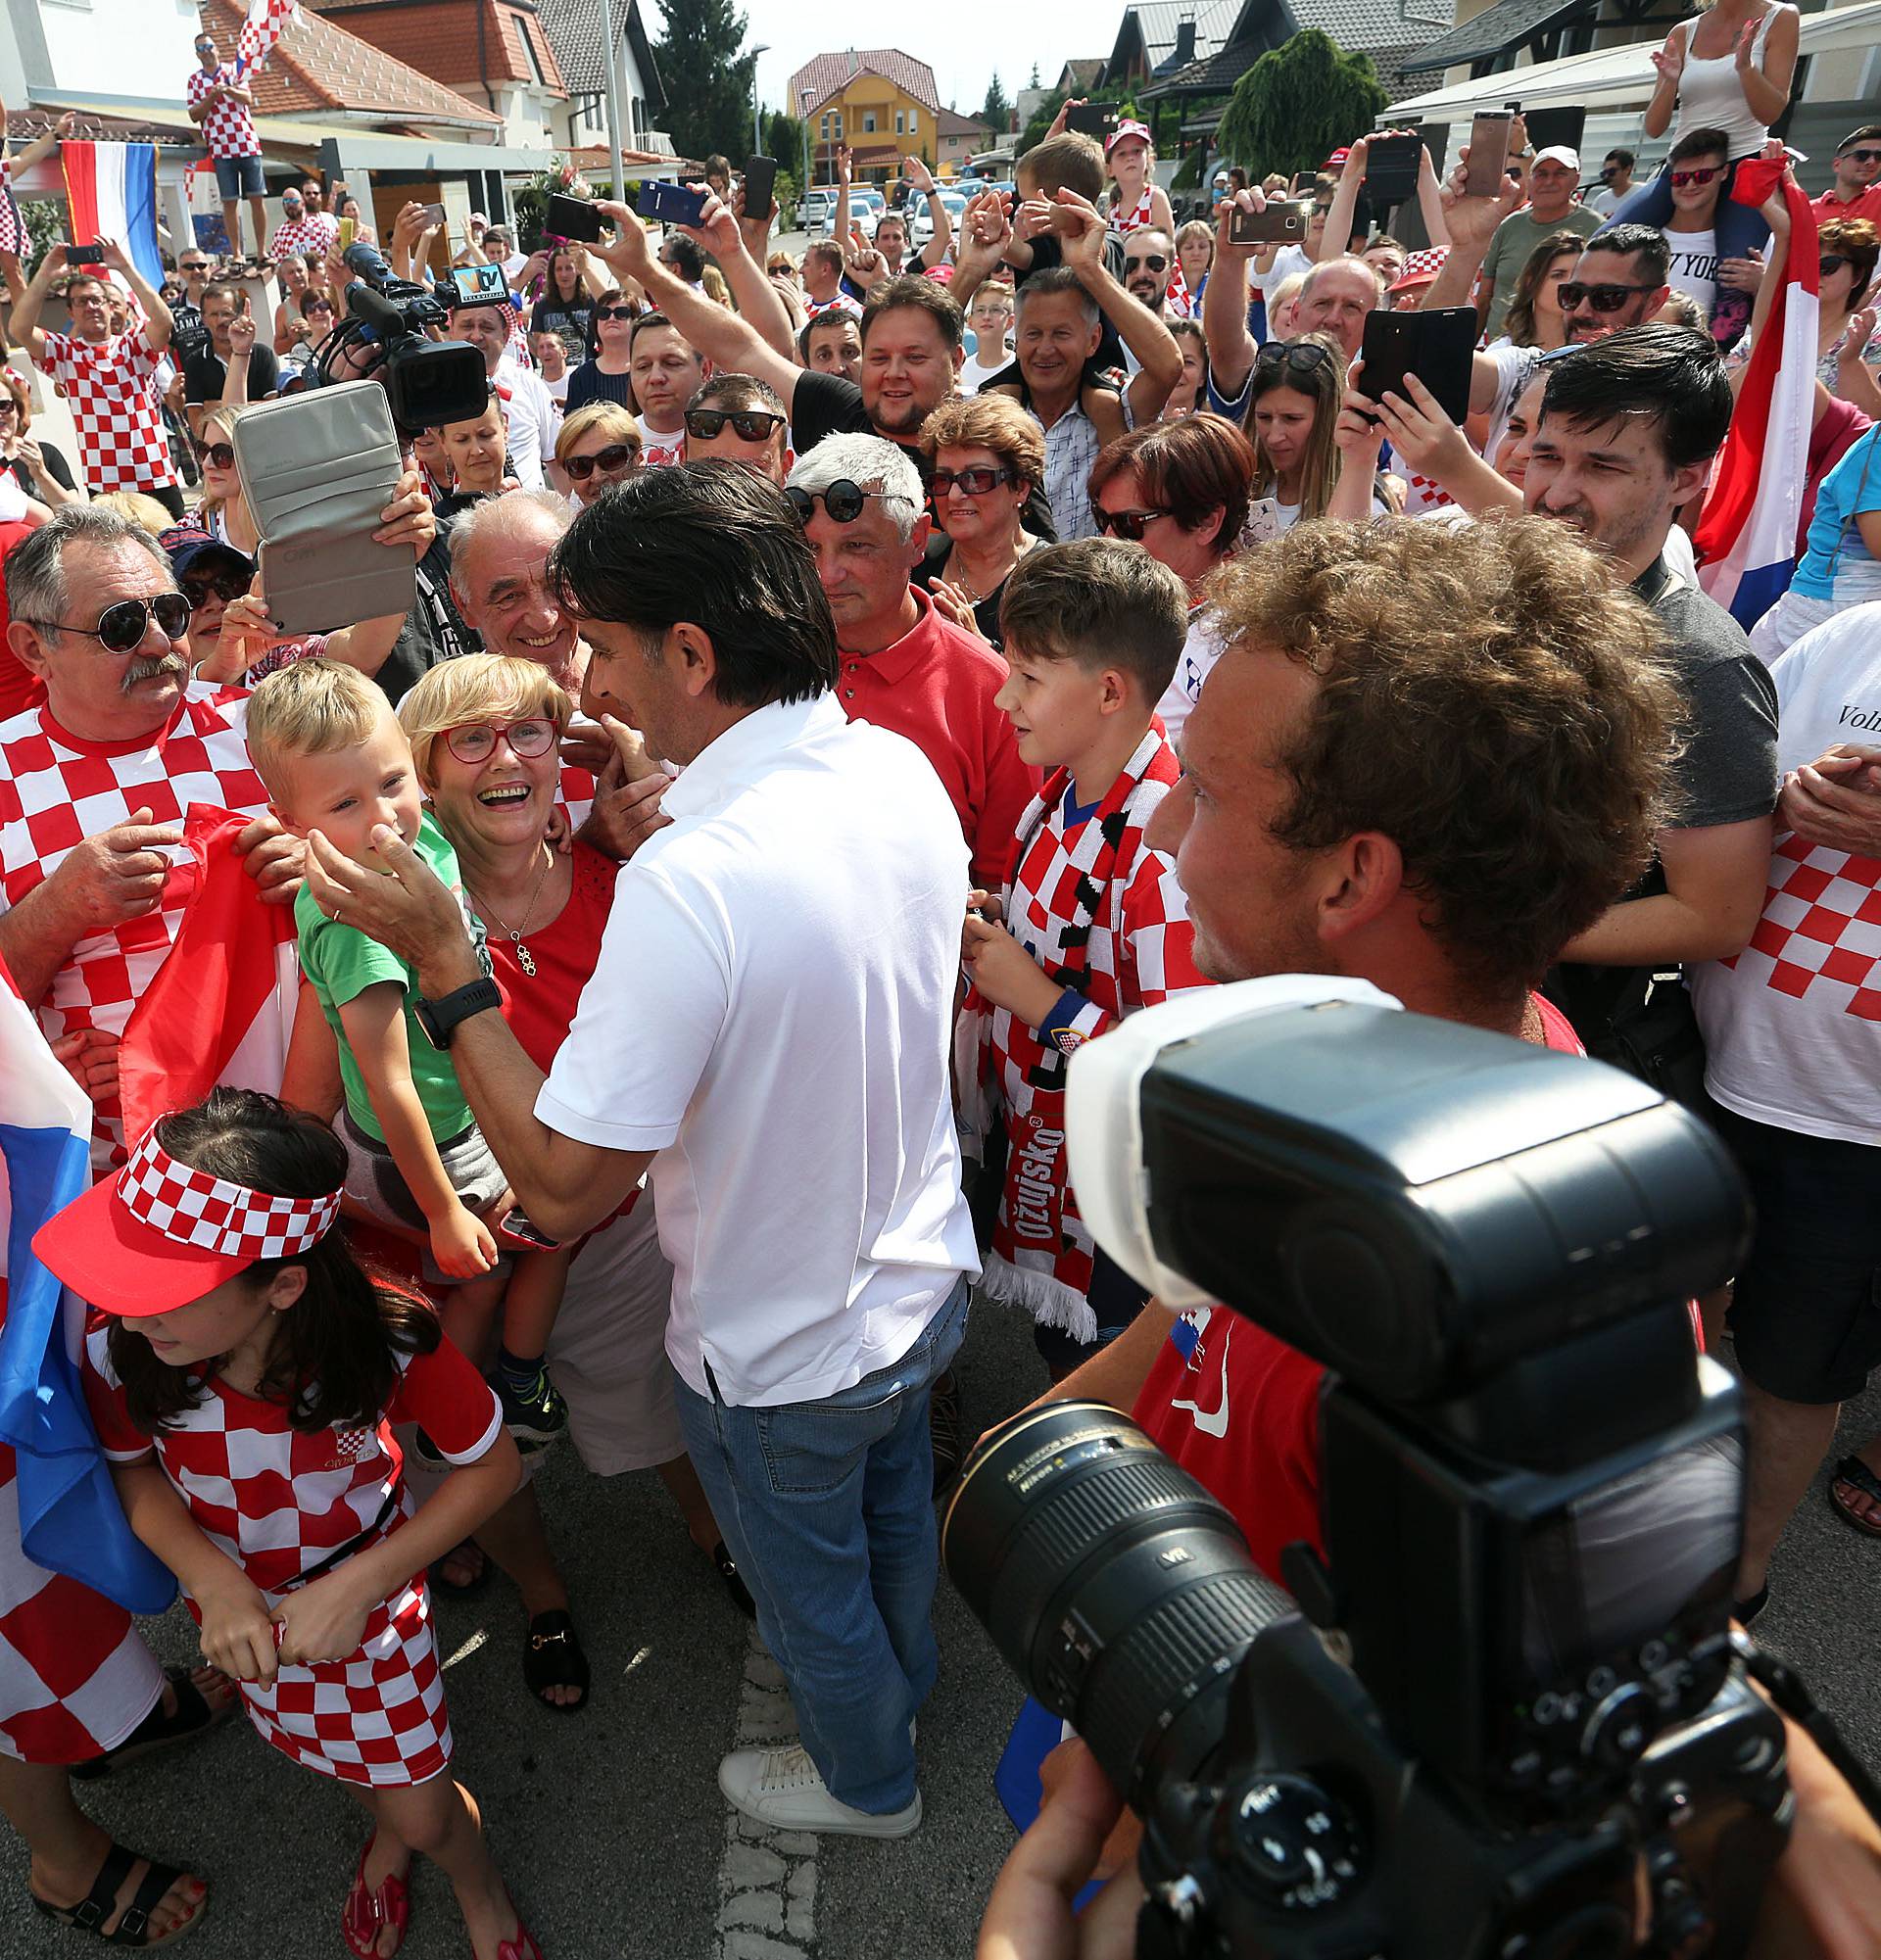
[246, 658, 570, 1445]
[961, 539, 1212, 1378]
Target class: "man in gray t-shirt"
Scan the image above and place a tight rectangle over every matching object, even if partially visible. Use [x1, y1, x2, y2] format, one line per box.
[1478, 146, 1605, 337]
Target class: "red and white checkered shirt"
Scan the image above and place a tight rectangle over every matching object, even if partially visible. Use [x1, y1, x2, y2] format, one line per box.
[0, 683, 268, 1160]
[185, 63, 260, 160]
[974, 726, 1210, 1331]
[0, 1441, 165, 1764]
[83, 1320, 501, 1785]
[269, 213, 340, 261]
[37, 320, 177, 496]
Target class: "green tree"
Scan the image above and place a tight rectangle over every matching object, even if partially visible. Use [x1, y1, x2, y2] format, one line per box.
[1217, 31, 1386, 181]
[765, 108, 803, 168]
[653, 0, 758, 162]
[981, 72, 1011, 134]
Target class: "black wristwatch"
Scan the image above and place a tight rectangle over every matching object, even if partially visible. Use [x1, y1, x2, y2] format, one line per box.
[414, 977, 501, 1050]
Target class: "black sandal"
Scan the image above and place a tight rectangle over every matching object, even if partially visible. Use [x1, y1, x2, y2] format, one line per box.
[1829, 1455, 1881, 1537]
[31, 1842, 207, 1948]
[69, 1669, 230, 1781]
[523, 1609, 589, 1713]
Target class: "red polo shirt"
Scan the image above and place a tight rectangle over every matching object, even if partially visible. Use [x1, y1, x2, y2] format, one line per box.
[834, 584, 1038, 890]
[1814, 184, 1881, 228]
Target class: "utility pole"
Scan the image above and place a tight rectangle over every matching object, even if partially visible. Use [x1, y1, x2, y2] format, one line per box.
[599, 0, 625, 194]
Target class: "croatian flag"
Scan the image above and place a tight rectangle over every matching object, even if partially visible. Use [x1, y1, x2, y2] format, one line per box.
[0, 959, 174, 1613]
[61, 141, 164, 293]
[1694, 161, 1819, 629]
[237, 0, 301, 71]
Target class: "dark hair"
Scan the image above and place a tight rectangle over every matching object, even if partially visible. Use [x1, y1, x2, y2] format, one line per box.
[1605, 148, 1636, 170]
[1580, 222, 1670, 287]
[704, 154, 732, 183]
[550, 463, 837, 710]
[798, 311, 859, 361]
[688, 371, 785, 416]
[1539, 323, 1732, 471]
[1208, 516, 1680, 1002]
[803, 239, 844, 278]
[1086, 413, 1254, 555]
[1502, 229, 1588, 347]
[199, 281, 248, 312]
[660, 232, 706, 285]
[1668, 126, 1732, 167]
[860, 274, 963, 353]
[105, 1090, 439, 1437]
[998, 539, 1189, 697]
[1837, 124, 1881, 155]
[629, 310, 693, 357]
[1015, 132, 1106, 203]
[1821, 217, 1880, 307]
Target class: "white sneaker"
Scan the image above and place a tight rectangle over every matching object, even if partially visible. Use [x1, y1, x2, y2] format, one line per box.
[717, 1745, 922, 1838]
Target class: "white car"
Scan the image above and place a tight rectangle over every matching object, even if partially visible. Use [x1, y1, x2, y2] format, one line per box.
[823, 188, 885, 239]
[910, 191, 968, 254]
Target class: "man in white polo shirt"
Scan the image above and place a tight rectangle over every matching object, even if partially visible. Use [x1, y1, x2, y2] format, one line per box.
[304, 461, 978, 1840]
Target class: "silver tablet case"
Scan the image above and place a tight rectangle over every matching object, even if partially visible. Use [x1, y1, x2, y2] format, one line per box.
[231, 381, 413, 637]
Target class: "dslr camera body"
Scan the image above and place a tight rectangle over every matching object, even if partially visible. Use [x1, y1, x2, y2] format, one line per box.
[313, 239, 489, 428]
[946, 980, 1795, 1958]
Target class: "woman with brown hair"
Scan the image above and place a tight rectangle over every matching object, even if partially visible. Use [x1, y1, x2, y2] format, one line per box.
[1244, 332, 1372, 536]
[0, 365, 80, 506]
[918, 393, 1048, 646]
[1496, 230, 1585, 351]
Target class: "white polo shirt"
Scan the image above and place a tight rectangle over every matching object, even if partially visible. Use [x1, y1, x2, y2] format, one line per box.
[536, 692, 980, 1407]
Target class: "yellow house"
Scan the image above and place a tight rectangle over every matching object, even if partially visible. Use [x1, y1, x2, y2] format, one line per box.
[790, 48, 941, 187]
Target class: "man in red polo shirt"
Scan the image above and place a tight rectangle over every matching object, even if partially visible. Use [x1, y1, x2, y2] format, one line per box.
[787, 432, 1036, 891]
[1813, 124, 1881, 228]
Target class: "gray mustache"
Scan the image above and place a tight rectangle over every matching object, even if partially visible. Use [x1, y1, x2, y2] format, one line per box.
[121, 654, 186, 692]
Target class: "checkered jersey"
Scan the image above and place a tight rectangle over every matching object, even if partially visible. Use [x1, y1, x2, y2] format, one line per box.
[0, 1440, 165, 1764]
[82, 1320, 501, 1599]
[269, 213, 340, 262]
[37, 323, 177, 495]
[0, 684, 268, 1160]
[979, 726, 1209, 1329]
[186, 63, 260, 160]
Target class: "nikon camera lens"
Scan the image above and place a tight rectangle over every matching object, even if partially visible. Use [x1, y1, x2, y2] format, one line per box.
[943, 1401, 1295, 1808]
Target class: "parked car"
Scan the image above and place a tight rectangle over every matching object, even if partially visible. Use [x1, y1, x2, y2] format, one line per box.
[823, 187, 885, 238]
[797, 187, 835, 233]
[910, 190, 969, 253]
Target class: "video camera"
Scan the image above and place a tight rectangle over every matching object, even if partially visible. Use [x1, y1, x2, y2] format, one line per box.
[944, 980, 1804, 1958]
[312, 239, 488, 428]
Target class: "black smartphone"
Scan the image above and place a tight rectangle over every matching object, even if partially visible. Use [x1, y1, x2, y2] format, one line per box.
[1464, 111, 1514, 198]
[451, 263, 508, 303]
[1066, 102, 1119, 138]
[638, 178, 708, 227]
[1229, 200, 1310, 246]
[1364, 132, 1423, 207]
[743, 155, 779, 218]
[66, 241, 107, 265]
[1360, 305, 1476, 428]
[545, 191, 604, 244]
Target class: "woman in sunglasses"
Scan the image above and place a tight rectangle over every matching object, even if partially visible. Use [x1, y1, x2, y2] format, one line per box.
[1245, 333, 1379, 539]
[916, 394, 1047, 646]
[553, 403, 642, 508]
[194, 403, 258, 552]
[563, 288, 640, 416]
[0, 364, 80, 507]
[1729, 216, 1880, 389]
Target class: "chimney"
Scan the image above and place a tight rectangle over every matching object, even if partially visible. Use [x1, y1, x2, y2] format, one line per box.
[1173, 18, 1197, 63]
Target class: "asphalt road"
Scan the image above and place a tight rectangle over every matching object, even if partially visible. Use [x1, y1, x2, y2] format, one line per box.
[11, 1300, 1881, 1960]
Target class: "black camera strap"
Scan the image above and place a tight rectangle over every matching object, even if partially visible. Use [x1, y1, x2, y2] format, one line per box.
[1740, 1636, 1881, 1829]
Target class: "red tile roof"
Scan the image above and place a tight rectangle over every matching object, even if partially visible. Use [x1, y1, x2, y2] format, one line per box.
[787, 49, 941, 120]
[199, 0, 502, 127]
[304, 0, 565, 94]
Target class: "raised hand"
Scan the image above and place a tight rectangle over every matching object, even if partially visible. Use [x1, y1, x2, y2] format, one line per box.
[1052, 190, 1107, 270]
[683, 190, 744, 261]
[592, 198, 655, 284]
[903, 156, 936, 196]
[1215, 186, 1269, 262]
[1651, 30, 1685, 86]
[225, 311, 257, 359]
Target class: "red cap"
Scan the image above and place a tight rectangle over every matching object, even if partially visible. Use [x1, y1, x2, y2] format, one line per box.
[1323, 147, 1351, 169]
[33, 1127, 343, 1317]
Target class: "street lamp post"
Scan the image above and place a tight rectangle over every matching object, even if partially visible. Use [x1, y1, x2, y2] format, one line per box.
[800, 89, 814, 203]
[749, 43, 769, 161]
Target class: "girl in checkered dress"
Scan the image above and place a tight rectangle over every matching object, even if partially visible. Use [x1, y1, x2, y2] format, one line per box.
[45, 1090, 542, 1960]
[0, 104, 75, 287]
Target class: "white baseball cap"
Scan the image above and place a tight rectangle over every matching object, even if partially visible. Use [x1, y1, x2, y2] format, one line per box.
[1533, 145, 1581, 174]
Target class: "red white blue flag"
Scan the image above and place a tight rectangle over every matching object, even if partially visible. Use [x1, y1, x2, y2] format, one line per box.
[1695, 161, 1819, 629]
[61, 141, 164, 292]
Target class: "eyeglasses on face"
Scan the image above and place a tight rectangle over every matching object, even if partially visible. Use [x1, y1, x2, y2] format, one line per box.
[196, 441, 236, 469]
[1843, 148, 1881, 165]
[24, 592, 191, 653]
[560, 443, 639, 481]
[442, 717, 559, 765]
[182, 571, 250, 609]
[1126, 254, 1169, 274]
[931, 465, 1015, 496]
[1254, 340, 1334, 380]
[685, 407, 785, 442]
[1558, 281, 1656, 313]
[786, 479, 901, 525]
[1090, 504, 1173, 542]
[1820, 255, 1853, 278]
[594, 305, 636, 322]
[0, 399, 19, 417]
[1669, 166, 1723, 188]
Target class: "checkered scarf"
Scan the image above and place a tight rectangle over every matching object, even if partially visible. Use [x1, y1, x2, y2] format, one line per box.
[1109, 184, 1156, 237]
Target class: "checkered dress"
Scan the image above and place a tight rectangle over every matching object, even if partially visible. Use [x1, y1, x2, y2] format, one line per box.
[186, 64, 260, 160]
[0, 157, 27, 259]
[0, 1442, 165, 1763]
[0, 683, 269, 1164]
[1108, 185, 1156, 240]
[973, 727, 1210, 1335]
[37, 320, 178, 495]
[84, 1326, 501, 1787]
[269, 214, 339, 262]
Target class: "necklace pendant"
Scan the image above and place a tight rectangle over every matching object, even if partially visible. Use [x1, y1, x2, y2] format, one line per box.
[515, 941, 537, 979]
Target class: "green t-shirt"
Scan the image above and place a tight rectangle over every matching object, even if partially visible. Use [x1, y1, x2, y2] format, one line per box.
[1480, 202, 1604, 338]
[295, 811, 479, 1145]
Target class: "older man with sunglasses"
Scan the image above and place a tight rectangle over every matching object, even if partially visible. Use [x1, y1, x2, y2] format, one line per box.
[0, 507, 302, 1168]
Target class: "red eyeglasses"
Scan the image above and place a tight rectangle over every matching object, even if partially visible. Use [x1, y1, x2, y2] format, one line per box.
[1669, 166, 1723, 189]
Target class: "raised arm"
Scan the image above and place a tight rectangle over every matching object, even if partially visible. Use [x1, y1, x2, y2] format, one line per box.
[104, 237, 172, 352]
[834, 145, 852, 263]
[1735, 7, 1799, 131]
[8, 240, 67, 365]
[1424, 146, 1523, 322]
[1644, 26, 1686, 141]
[13, 109, 74, 174]
[1315, 137, 1374, 263]
[1835, 316, 1881, 418]
[1058, 193, 1182, 423]
[1203, 190, 1264, 400]
[906, 157, 951, 265]
[946, 190, 1011, 311]
[593, 199, 803, 414]
[1415, 138, 1451, 252]
[687, 192, 795, 360]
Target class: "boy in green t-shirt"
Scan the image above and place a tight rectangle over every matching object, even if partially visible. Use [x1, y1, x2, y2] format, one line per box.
[247, 659, 570, 1448]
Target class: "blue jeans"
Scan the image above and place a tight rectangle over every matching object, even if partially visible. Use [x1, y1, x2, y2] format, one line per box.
[673, 1273, 971, 1813]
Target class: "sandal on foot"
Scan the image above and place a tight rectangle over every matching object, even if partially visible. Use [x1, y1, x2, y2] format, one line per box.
[1829, 1455, 1881, 1537]
[1733, 1582, 1770, 1626]
[492, 1902, 544, 1960]
[429, 1538, 491, 1596]
[31, 1842, 207, 1949]
[523, 1609, 589, 1713]
[70, 1668, 232, 1780]
[341, 1834, 410, 1960]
